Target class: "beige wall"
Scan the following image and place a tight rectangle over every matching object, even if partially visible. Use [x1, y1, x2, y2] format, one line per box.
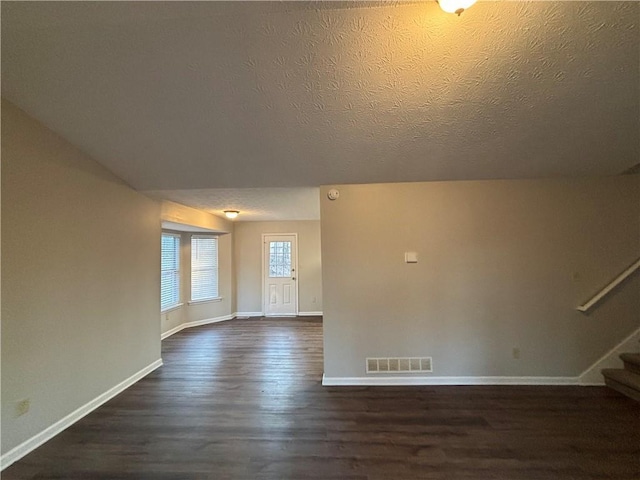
[321, 178, 640, 379]
[234, 221, 322, 314]
[162, 200, 231, 233]
[161, 230, 234, 334]
[1, 100, 161, 454]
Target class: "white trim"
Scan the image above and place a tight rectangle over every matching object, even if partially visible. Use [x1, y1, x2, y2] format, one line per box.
[161, 302, 183, 314]
[0, 359, 163, 471]
[160, 323, 185, 340]
[262, 233, 299, 317]
[578, 326, 640, 385]
[298, 311, 323, 316]
[185, 314, 234, 328]
[321, 374, 579, 386]
[161, 311, 313, 340]
[161, 314, 235, 340]
[234, 311, 264, 318]
[577, 257, 640, 312]
[190, 234, 217, 239]
[188, 297, 223, 306]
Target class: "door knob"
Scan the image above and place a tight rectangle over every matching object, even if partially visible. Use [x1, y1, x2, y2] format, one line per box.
[292, 277, 296, 280]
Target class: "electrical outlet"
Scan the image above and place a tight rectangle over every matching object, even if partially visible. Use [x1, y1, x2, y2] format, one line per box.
[512, 347, 520, 360]
[15, 399, 30, 417]
[312, 296, 317, 304]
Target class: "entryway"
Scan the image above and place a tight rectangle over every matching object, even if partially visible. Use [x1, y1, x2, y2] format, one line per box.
[263, 234, 298, 316]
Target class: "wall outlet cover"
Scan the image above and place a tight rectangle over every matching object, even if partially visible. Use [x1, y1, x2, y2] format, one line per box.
[405, 252, 418, 263]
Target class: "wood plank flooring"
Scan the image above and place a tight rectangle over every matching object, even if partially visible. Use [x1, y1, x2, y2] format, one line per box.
[5, 317, 640, 479]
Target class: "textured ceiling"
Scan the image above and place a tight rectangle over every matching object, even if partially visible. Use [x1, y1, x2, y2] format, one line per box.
[2, 1, 638, 220]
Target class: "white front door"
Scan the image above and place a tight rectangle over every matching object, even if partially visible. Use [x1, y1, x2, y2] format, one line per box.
[263, 234, 298, 316]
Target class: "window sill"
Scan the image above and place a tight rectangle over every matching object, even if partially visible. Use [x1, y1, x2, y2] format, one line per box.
[188, 297, 223, 306]
[161, 303, 184, 313]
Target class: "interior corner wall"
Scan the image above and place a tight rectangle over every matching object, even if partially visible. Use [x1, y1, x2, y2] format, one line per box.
[320, 177, 640, 380]
[160, 230, 234, 335]
[233, 221, 322, 315]
[1, 99, 161, 455]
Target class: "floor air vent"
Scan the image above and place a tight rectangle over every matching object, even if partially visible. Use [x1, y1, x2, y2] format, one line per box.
[366, 357, 432, 373]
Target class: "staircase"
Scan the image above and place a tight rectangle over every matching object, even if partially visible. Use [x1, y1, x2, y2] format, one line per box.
[602, 353, 640, 402]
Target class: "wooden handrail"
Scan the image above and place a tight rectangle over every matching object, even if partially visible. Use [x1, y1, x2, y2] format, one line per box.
[577, 257, 640, 312]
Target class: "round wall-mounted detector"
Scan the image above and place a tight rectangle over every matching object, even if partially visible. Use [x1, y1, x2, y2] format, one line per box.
[327, 189, 340, 201]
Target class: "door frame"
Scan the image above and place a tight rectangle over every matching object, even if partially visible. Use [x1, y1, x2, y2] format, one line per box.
[261, 233, 299, 316]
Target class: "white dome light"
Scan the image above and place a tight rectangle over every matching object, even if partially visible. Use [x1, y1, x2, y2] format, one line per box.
[438, 0, 477, 16]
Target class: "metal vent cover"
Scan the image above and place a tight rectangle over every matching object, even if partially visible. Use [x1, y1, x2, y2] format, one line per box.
[366, 357, 432, 374]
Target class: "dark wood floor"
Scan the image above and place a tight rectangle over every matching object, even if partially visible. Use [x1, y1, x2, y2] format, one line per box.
[5, 318, 640, 480]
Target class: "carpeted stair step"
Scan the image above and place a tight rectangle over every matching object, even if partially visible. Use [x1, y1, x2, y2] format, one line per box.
[602, 368, 640, 402]
[620, 353, 640, 375]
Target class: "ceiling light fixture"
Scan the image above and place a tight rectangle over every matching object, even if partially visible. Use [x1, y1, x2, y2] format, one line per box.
[223, 210, 239, 219]
[438, 0, 477, 16]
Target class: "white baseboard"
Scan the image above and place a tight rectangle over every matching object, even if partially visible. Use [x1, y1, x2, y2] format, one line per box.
[579, 326, 640, 386]
[321, 374, 579, 386]
[161, 314, 235, 339]
[234, 311, 263, 318]
[1, 359, 163, 471]
[161, 323, 185, 340]
[185, 314, 234, 329]
[234, 311, 321, 318]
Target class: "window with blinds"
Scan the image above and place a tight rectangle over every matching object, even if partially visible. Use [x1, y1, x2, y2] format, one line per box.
[161, 233, 181, 311]
[191, 235, 218, 302]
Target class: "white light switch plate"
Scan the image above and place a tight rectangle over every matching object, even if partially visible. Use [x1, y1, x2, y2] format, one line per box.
[405, 252, 418, 263]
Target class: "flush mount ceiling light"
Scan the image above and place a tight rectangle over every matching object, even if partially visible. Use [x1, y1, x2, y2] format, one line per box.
[438, 0, 477, 16]
[223, 210, 239, 219]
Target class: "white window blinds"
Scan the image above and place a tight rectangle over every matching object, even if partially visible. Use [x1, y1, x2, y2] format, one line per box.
[191, 235, 218, 301]
[161, 233, 180, 311]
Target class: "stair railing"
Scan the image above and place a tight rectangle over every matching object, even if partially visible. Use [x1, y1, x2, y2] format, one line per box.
[577, 257, 640, 312]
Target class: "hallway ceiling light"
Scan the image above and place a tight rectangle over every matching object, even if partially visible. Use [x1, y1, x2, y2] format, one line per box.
[438, 0, 477, 16]
[224, 210, 239, 219]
